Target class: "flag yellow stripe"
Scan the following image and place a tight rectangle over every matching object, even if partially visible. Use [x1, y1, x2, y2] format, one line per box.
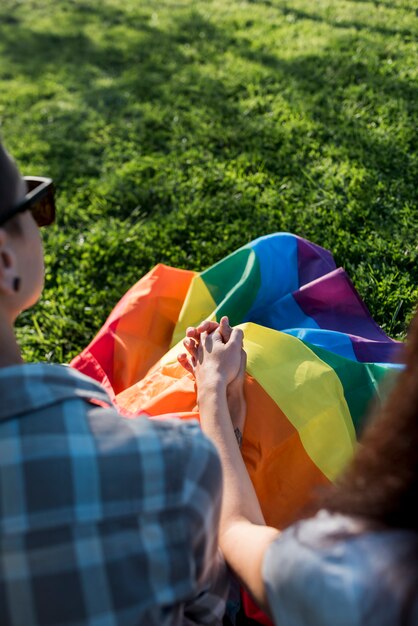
[242, 322, 356, 480]
[171, 275, 217, 348]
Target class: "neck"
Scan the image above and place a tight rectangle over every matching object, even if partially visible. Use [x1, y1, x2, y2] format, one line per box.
[0, 309, 23, 368]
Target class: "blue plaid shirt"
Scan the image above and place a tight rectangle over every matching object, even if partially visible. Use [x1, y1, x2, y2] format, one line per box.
[0, 363, 228, 625]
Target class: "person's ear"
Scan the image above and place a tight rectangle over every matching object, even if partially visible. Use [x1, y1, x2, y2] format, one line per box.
[0, 228, 19, 296]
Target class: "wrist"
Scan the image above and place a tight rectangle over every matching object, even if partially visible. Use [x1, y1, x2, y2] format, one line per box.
[197, 377, 228, 409]
[227, 380, 241, 398]
[196, 372, 227, 394]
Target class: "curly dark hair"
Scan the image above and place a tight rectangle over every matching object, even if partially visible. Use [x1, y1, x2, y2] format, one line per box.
[324, 310, 418, 529]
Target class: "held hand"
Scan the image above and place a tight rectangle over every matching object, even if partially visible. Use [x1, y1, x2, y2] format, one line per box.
[185, 319, 223, 345]
[178, 316, 233, 375]
[194, 325, 244, 391]
[178, 317, 247, 439]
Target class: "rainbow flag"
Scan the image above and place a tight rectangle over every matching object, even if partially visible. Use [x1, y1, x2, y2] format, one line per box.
[71, 232, 402, 530]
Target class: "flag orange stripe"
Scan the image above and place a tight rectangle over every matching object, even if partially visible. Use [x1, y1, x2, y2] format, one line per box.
[112, 264, 195, 393]
[243, 375, 329, 528]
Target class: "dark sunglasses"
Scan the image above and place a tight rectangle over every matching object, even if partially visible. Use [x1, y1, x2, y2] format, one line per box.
[0, 176, 56, 228]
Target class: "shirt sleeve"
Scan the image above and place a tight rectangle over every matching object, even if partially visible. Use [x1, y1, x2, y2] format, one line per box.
[179, 422, 229, 625]
[262, 513, 363, 626]
[264, 511, 418, 626]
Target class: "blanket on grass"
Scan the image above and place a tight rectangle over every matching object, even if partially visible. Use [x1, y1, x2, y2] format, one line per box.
[71, 232, 403, 624]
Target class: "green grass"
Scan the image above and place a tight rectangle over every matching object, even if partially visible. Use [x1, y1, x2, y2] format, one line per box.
[0, 0, 417, 362]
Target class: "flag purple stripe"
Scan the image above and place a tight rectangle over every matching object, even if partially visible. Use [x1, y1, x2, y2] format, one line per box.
[349, 335, 403, 364]
[296, 235, 336, 287]
[293, 267, 398, 344]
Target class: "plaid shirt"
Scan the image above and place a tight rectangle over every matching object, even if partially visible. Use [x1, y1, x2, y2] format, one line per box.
[0, 363, 228, 626]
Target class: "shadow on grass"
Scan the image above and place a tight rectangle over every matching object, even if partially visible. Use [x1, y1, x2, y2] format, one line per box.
[0, 3, 416, 224]
[249, 1, 416, 38]
[346, 0, 418, 13]
[2, 0, 417, 352]
[236, 40, 417, 161]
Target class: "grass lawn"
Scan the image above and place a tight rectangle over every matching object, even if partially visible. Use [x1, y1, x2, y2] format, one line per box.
[0, 0, 417, 362]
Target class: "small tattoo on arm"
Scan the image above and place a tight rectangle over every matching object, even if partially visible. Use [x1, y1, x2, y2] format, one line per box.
[234, 427, 243, 448]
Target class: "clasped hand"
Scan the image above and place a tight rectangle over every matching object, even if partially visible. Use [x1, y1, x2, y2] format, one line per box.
[177, 316, 247, 436]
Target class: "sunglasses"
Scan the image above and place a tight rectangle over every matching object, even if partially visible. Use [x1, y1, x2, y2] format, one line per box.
[0, 176, 56, 228]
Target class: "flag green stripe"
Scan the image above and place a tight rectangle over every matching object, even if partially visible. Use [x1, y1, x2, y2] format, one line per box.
[306, 343, 396, 435]
[201, 247, 261, 326]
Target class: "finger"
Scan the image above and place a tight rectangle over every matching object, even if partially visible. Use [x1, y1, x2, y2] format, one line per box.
[177, 353, 195, 375]
[210, 326, 226, 344]
[186, 327, 201, 343]
[219, 316, 232, 343]
[183, 337, 198, 358]
[178, 353, 196, 374]
[239, 349, 247, 375]
[230, 327, 244, 348]
[196, 333, 206, 363]
[196, 320, 220, 335]
[199, 329, 221, 360]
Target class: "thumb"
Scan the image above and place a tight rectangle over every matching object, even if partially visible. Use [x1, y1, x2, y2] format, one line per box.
[229, 327, 244, 349]
[219, 316, 232, 343]
[239, 349, 247, 375]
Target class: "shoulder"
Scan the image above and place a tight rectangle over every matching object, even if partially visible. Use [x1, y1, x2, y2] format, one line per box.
[88, 407, 220, 476]
[0, 362, 221, 527]
[129, 417, 222, 507]
[0, 361, 220, 484]
[263, 511, 418, 626]
[81, 408, 222, 517]
[0, 362, 113, 421]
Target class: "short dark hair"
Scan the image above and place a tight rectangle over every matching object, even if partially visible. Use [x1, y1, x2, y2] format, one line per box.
[0, 142, 25, 236]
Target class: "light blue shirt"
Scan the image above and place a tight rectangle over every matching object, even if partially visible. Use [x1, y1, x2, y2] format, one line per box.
[263, 510, 418, 626]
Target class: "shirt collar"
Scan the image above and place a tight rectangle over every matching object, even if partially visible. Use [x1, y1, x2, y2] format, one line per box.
[0, 363, 113, 422]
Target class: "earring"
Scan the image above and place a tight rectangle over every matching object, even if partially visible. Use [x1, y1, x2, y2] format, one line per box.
[13, 277, 21, 292]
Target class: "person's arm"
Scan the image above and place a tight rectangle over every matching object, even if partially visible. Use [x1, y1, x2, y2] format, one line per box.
[199, 379, 280, 610]
[181, 423, 229, 625]
[181, 323, 280, 612]
[179, 317, 246, 436]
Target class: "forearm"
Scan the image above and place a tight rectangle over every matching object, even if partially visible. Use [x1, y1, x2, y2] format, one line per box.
[198, 381, 265, 530]
[199, 381, 280, 610]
